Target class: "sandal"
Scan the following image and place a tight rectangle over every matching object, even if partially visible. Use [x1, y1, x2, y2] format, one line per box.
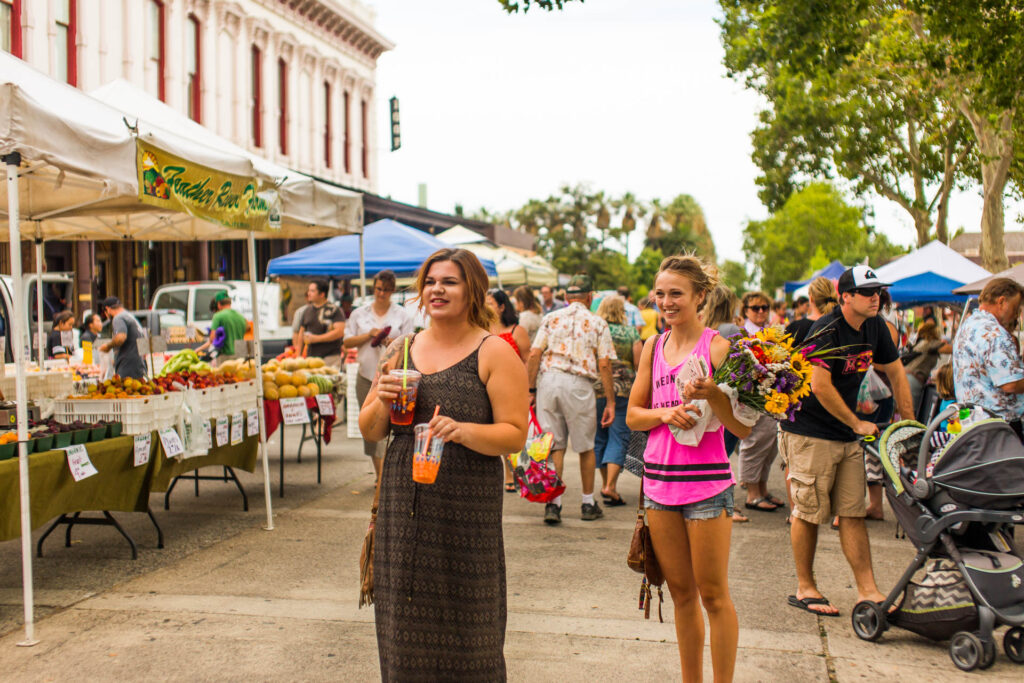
[732, 511, 749, 523]
[787, 594, 840, 617]
[744, 497, 778, 512]
[764, 493, 785, 507]
[605, 494, 627, 507]
[504, 482, 516, 493]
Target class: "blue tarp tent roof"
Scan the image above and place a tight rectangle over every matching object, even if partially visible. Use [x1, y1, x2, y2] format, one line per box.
[784, 260, 848, 293]
[266, 219, 498, 277]
[888, 271, 967, 306]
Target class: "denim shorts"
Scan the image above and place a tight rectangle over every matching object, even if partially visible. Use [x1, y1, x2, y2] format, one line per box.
[644, 486, 735, 520]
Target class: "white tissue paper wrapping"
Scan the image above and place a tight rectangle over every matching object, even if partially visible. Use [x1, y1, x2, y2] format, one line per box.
[668, 383, 761, 447]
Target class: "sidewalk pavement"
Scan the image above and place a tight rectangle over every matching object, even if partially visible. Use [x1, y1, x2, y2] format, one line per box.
[1, 430, 1022, 681]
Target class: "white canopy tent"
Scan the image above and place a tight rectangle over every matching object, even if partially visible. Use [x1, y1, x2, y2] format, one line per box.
[436, 225, 557, 287]
[875, 240, 991, 284]
[1, 53, 363, 645]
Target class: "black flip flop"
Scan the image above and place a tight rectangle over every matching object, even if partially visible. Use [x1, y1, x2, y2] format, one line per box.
[504, 482, 516, 493]
[744, 497, 778, 512]
[605, 495, 627, 507]
[787, 594, 840, 617]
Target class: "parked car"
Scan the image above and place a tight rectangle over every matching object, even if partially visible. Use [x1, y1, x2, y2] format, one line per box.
[0, 272, 76, 362]
[150, 281, 291, 357]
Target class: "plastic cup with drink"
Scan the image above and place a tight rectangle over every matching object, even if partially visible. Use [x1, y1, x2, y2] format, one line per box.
[389, 369, 421, 425]
[412, 421, 445, 484]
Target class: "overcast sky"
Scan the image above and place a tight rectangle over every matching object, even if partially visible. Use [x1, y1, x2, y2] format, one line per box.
[372, 0, 1000, 265]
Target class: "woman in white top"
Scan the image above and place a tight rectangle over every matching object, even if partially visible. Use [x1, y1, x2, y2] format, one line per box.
[513, 285, 543, 343]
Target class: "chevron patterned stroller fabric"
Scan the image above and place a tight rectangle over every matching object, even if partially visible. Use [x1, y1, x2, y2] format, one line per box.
[891, 558, 978, 640]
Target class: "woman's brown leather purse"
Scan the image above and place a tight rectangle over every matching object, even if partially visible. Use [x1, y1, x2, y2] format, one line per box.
[626, 481, 664, 621]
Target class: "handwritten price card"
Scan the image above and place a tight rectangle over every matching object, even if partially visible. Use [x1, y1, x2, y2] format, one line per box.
[64, 444, 98, 482]
[279, 397, 310, 425]
[315, 394, 335, 416]
[159, 426, 185, 459]
[231, 411, 244, 445]
[216, 416, 230, 447]
[133, 433, 151, 467]
[247, 408, 259, 437]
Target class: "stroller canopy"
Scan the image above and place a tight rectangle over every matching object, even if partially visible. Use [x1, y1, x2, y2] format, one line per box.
[931, 419, 1024, 509]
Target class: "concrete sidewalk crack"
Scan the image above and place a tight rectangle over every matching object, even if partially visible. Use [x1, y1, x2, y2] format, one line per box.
[818, 619, 839, 683]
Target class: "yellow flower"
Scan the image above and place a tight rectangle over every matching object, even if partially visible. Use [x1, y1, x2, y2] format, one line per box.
[765, 391, 790, 415]
[793, 379, 812, 400]
[755, 326, 784, 344]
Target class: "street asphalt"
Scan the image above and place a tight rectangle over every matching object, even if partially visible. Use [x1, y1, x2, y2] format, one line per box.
[1, 424, 1022, 681]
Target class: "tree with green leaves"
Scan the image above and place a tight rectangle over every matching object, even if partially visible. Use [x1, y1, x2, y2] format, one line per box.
[498, 0, 582, 13]
[719, 1, 972, 248]
[743, 182, 905, 292]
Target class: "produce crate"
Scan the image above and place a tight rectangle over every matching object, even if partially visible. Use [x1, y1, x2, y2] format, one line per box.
[0, 372, 74, 401]
[53, 392, 184, 435]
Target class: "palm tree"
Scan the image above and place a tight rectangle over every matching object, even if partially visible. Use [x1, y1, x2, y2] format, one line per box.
[615, 191, 645, 261]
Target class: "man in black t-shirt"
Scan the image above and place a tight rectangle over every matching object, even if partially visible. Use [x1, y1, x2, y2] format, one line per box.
[779, 266, 914, 618]
[299, 280, 346, 367]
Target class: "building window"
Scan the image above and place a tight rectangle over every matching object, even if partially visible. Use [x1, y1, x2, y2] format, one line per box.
[343, 90, 351, 174]
[251, 45, 262, 147]
[277, 58, 288, 155]
[55, 1, 76, 85]
[186, 14, 201, 122]
[361, 99, 369, 179]
[147, 0, 166, 101]
[1, 0, 22, 58]
[323, 81, 332, 168]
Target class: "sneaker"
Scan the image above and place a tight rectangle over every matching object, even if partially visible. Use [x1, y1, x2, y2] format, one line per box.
[581, 502, 604, 521]
[543, 503, 562, 525]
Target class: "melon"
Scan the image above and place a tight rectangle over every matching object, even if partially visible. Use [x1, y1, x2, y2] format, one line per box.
[282, 358, 299, 372]
[262, 372, 275, 384]
[294, 357, 308, 369]
[264, 385, 280, 400]
[306, 382, 319, 396]
[297, 385, 311, 398]
[274, 371, 292, 387]
[279, 384, 298, 399]
[291, 370, 309, 386]
[307, 357, 325, 369]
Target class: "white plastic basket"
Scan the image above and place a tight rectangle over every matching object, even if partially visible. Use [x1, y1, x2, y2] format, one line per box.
[54, 392, 184, 435]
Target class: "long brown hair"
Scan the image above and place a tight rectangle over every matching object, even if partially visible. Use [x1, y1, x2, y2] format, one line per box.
[513, 285, 542, 314]
[415, 248, 495, 330]
[703, 285, 739, 330]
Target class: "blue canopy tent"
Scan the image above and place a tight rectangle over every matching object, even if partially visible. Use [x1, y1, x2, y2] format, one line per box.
[266, 218, 498, 278]
[784, 260, 848, 293]
[887, 271, 968, 307]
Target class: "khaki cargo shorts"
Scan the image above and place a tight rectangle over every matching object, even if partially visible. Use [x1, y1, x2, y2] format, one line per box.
[778, 431, 867, 525]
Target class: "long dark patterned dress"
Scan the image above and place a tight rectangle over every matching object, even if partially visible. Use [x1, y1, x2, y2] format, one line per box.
[374, 341, 506, 682]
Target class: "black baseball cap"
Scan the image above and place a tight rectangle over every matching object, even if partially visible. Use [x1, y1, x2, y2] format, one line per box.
[837, 266, 890, 294]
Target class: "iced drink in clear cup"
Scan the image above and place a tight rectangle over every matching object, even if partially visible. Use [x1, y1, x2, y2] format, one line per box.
[389, 369, 421, 425]
[412, 423, 445, 484]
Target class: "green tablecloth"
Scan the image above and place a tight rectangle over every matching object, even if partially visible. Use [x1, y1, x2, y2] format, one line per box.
[0, 436, 153, 542]
[149, 434, 259, 492]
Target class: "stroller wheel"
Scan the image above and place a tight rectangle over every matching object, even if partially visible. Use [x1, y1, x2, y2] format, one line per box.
[851, 600, 886, 642]
[1005, 626, 1024, 664]
[950, 631, 984, 672]
[980, 637, 997, 670]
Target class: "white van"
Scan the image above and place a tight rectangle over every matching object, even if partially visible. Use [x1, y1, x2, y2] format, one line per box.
[150, 281, 292, 356]
[0, 272, 76, 362]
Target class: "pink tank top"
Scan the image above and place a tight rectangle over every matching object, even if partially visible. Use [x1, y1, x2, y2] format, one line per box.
[643, 328, 734, 506]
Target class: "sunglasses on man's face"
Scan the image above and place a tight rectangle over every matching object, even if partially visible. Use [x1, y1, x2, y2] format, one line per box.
[747, 305, 769, 313]
[850, 287, 881, 298]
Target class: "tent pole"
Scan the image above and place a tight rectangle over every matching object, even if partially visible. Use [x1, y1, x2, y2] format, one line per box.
[5, 152, 39, 647]
[35, 239, 43, 369]
[358, 230, 366, 298]
[248, 231, 274, 531]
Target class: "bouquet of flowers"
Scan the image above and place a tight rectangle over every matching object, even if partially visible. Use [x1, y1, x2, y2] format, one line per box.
[670, 325, 839, 446]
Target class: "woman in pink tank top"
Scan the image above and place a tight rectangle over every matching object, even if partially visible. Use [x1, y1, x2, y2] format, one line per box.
[627, 255, 752, 683]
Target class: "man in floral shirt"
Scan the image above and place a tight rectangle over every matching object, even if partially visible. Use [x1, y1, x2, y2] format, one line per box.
[528, 273, 617, 525]
[953, 277, 1024, 438]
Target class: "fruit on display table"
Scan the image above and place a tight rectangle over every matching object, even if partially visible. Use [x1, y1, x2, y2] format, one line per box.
[73, 376, 168, 399]
[261, 356, 338, 401]
[159, 349, 211, 377]
[156, 371, 242, 391]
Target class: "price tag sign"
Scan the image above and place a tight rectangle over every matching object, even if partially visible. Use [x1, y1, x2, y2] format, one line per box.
[279, 397, 310, 425]
[64, 444, 98, 482]
[247, 408, 259, 437]
[231, 411, 244, 445]
[159, 426, 185, 459]
[133, 433, 151, 467]
[216, 415, 230, 447]
[315, 394, 335, 416]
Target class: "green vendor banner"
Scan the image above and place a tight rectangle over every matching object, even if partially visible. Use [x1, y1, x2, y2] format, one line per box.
[136, 139, 279, 231]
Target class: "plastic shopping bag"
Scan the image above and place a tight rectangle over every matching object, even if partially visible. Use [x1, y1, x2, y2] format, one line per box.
[856, 367, 892, 414]
[507, 408, 564, 503]
[181, 389, 211, 457]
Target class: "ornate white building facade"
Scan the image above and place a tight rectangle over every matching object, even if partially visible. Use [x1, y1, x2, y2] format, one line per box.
[2, 0, 392, 308]
[3, 0, 392, 191]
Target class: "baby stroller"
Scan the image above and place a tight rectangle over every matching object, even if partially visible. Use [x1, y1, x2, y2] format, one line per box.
[855, 403, 1024, 671]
